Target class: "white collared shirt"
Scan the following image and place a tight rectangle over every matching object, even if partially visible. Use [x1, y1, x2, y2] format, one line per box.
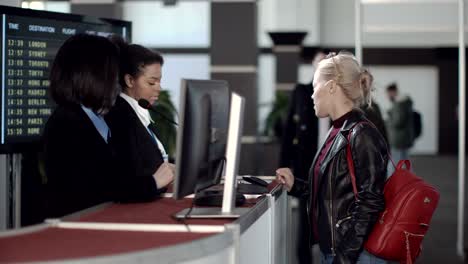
[120, 93, 168, 162]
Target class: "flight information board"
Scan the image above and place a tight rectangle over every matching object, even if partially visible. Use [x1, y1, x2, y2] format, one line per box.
[0, 6, 131, 152]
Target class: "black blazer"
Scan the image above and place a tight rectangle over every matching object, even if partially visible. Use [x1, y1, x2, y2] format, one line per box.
[280, 83, 319, 181]
[43, 104, 115, 218]
[106, 96, 165, 202]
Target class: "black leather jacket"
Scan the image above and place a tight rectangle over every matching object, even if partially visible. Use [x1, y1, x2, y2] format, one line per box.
[289, 110, 387, 264]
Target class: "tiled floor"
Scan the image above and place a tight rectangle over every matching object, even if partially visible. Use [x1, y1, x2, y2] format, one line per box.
[412, 155, 464, 264]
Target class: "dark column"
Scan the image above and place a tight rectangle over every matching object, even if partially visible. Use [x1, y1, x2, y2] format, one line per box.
[71, 2, 122, 20]
[211, 1, 259, 175]
[268, 32, 307, 93]
[211, 0, 258, 136]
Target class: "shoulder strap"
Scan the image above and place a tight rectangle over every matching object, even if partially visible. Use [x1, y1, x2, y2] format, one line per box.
[346, 121, 395, 199]
[346, 123, 363, 199]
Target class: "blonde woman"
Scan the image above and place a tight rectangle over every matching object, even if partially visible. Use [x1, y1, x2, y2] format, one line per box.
[276, 52, 388, 264]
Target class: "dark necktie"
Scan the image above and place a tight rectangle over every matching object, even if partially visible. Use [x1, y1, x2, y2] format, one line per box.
[147, 123, 159, 144]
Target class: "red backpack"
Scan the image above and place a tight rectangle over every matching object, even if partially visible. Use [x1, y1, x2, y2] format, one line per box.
[346, 123, 439, 264]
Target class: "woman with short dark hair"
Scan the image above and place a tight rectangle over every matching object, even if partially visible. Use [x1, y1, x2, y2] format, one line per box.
[43, 34, 120, 217]
[49, 34, 119, 114]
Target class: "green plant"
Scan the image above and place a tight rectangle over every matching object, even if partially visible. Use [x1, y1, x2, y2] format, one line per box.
[263, 90, 290, 138]
[150, 90, 178, 160]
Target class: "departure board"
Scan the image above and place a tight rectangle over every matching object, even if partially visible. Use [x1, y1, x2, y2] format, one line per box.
[0, 6, 131, 152]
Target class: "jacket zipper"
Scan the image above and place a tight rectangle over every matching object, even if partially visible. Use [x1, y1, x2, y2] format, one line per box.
[335, 216, 352, 228]
[330, 166, 336, 256]
[307, 176, 312, 249]
[308, 127, 333, 252]
[306, 197, 311, 248]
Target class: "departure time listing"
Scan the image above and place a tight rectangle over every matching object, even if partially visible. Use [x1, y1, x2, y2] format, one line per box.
[1, 14, 124, 144]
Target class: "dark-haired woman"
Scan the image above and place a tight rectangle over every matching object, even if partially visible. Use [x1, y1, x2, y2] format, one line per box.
[43, 34, 120, 217]
[105, 39, 174, 202]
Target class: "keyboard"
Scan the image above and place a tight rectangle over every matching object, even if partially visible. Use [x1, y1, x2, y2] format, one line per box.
[237, 183, 268, 194]
[194, 190, 246, 206]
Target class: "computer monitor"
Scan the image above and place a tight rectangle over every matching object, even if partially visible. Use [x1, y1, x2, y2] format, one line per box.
[173, 79, 248, 218]
[173, 79, 230, 200]
[173, 78, 248, 218]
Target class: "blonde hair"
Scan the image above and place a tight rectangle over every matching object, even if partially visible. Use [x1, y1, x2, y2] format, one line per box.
[317, 51, 374, 108]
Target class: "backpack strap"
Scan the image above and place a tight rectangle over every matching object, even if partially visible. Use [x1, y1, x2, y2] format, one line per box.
[346, 122, 364, 199]
[346, 121, 395, 199]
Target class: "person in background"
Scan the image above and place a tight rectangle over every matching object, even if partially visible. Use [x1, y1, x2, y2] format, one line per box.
[359, 72, 389, 147]
[43, 34, 120, 217]
[106, 37, 174, 202]
[276, 52, 388, 264]
[386, 83, 414, 170]
[279, 49, 327, 264]
[360, 102, 388, 146]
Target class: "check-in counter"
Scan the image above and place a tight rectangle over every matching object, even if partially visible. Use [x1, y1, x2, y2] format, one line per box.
[0, 180, 287, 264]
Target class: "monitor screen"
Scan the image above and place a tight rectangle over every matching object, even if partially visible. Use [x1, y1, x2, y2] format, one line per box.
[0, 5, 131, 153]
[173, 79, 230, 199]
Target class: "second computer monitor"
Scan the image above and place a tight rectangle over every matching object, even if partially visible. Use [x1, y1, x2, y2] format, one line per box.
[173, 79, 230, 199]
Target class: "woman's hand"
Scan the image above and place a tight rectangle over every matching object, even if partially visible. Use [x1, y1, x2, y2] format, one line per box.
[153, 162, 175, 188]
[275, 168, 295, 192]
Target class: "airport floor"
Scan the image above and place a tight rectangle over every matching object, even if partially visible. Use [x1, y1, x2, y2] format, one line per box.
[290, 155, 466, 264]
[412, 155, 464, 264]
